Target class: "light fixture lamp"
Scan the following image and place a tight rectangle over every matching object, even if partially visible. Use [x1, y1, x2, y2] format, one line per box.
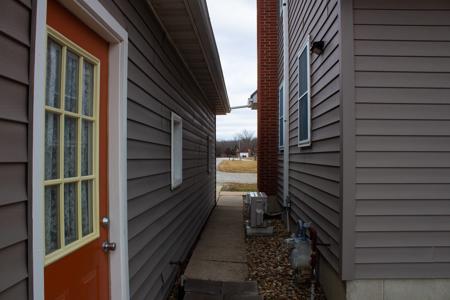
[311, 41, 325, 55]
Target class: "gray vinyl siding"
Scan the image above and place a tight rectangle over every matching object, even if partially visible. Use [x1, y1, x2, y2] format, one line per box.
[0, 0, 32, 298]
[286, 0, 341, 271]
[100, 1, 216, 299]
[353, 0, 450, 278]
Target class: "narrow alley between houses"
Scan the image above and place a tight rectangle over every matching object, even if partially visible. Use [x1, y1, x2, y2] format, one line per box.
[2, 0, 450, 299]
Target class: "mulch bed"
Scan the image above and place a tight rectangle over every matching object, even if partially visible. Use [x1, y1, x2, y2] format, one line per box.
[245, 215, 326, 299]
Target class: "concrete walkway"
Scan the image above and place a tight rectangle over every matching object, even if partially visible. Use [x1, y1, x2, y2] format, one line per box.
[183, 192, 262, 299]
[185, 192, 248, 281]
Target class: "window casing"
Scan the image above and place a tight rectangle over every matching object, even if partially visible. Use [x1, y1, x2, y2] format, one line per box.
[298, 37, 311, 147]
[44, 27, 100, 265]
[279, 81, 284, 149]
[206, 135, 213, 174]
[171, 113, 183, 189]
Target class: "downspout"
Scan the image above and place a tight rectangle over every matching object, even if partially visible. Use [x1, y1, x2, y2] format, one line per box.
[282, 0, 290, 232]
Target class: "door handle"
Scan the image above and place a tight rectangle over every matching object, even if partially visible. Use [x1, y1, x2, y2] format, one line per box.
[102, 241, 116, 252]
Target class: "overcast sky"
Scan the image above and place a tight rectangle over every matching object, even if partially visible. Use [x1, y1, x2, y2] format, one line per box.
[206, 0, 257, 141]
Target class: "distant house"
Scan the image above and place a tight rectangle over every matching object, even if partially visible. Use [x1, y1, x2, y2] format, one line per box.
[257, 0, 450, 299]
[239, 152, 249, 159]
[0, 0, 228, 299]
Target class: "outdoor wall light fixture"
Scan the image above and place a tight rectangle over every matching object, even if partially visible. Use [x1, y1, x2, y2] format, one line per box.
[311, 41, 325, 55]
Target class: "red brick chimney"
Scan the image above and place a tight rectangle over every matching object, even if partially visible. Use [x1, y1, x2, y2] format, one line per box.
[257, 0, 278, 195]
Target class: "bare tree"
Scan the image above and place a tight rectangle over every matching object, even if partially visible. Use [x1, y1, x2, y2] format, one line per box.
[236, 130, 256, 156]
[216, 131, 257, 158]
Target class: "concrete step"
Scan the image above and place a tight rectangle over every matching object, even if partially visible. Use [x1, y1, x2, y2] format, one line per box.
[183, 279, 262, 300]
[184, 293, 263, 300]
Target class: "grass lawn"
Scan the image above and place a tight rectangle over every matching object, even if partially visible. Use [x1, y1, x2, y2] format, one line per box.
[218, 159, 257, 173]
[221, 183, 257, 192]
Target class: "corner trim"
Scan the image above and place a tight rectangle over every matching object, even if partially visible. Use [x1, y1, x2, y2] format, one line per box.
[282, 0, 290, 212]
[31, 1, 48, 298]
[339, 0, 356, 280]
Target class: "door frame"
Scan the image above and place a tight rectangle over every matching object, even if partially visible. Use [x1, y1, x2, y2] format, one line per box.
[31, 1, 129, 299]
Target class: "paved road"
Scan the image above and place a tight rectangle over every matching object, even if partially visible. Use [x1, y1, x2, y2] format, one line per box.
[216, 157, 257, 184]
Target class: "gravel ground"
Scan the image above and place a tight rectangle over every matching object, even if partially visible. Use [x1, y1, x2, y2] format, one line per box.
[245, 215, 326, 300]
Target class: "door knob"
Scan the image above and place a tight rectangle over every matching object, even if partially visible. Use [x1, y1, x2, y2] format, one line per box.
[102, 241, 116, 252]
[101, 216, 110, 227]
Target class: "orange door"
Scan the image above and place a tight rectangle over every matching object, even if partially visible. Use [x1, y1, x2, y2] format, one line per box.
[44, 1, 109, 299]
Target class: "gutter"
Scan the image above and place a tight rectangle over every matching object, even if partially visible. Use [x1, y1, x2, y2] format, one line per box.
[282, 0, 290, 231]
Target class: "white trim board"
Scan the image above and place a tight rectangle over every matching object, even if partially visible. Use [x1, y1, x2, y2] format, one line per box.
[32, 1, 129, 299]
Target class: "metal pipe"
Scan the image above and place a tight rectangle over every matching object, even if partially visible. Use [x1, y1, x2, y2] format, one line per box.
[230, 104, 251, 110]
[309, 227, 318, 300]
[282, 0, 290, 232]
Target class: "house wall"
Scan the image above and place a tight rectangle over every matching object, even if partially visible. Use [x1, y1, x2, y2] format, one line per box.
[286, 0, 342, 272]
[97, 1, 217, 299]
[352, 0, 450, 279]
[257, 0, 279, 196]
[0, 0, 33, 298]
[1, 0, 215, 298]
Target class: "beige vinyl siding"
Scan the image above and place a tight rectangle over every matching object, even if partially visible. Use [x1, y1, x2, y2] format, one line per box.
[353, 0, 450, 278]
[286, 0, 341, 272]
[100, 1, 216, 299]
[0, 0, 32, 298]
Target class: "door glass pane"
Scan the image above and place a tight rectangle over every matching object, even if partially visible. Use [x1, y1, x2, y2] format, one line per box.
[81, 180, 93, 236]
[45, 185, 60, 254]
[45, 112, 60, 180]
[64, 117, 78, 178]
[64, 183, 78, 245]
[65, 51, 79, 113]
[82, 62, 94, 116]
[81, 120, 93, 176]
[46, 39, 61, 108]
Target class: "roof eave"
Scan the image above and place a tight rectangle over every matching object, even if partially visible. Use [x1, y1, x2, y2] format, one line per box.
[148, 0, 230, 115]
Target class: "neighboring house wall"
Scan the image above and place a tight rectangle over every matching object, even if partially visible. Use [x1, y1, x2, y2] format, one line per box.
[98, 1, 217, 299]
[0, 0, 32, 298]
[265, 0, 450, 298]
[286, 0, 342, 271]
[257, 0, 279, 196]
[352, 0, 450, 278]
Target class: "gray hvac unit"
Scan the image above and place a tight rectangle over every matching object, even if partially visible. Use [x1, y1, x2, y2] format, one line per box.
[248, 192, 267, 227]
[245, 192, 273, 235]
